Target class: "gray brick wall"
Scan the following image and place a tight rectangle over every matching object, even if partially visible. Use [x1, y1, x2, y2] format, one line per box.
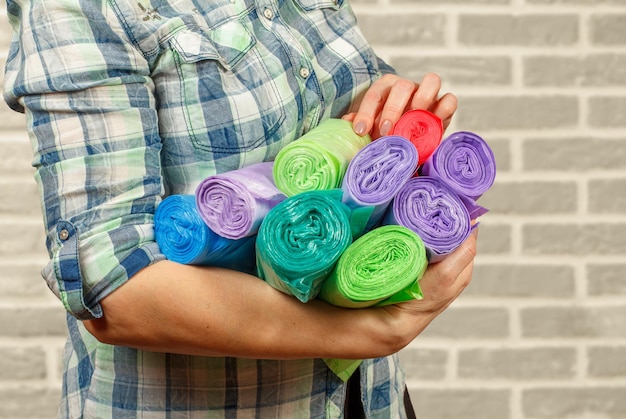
[1, 1, 625, 418]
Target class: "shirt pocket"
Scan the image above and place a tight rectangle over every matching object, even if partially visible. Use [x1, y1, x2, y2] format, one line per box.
[292, 0, 379, 77]
[169, 20, 286, 155]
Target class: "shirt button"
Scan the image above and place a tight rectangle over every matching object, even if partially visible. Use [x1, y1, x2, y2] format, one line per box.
[59, 229, 69, 241]
[299, 67, 310, 79]
[263, 8, 274, 19]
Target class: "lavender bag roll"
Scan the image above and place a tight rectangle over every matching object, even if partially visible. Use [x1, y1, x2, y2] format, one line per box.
[341, 135, 418, 232]
[384, 176, 472, 263]
[154, 195, 256, 274]
[421, 131, 496, 200]
[195, 162, 287, 240]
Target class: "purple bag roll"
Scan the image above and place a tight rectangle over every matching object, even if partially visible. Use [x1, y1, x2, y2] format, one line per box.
[421, 131, 496, 200]
[341, 135, 418, 232]
[195, 162, 287, 240]
[384, 176, 473, 263]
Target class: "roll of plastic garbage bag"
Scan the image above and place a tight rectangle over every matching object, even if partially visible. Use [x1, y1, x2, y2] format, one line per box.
[390, 109, 443, 166]
[255, 189, 355, 303]
[384, 176, 472, 263]
[341, 135, 418, 233]
[273, 118, 371, 197]
[421, 131, 496, 200]
[154, 195, 256, 274]
[319, 224, 427, 308]
[195, 162, 286, 240]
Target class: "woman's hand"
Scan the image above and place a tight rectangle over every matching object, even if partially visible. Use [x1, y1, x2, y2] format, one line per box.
[344, 72, 457, 139]
[378, 228, 478, 350]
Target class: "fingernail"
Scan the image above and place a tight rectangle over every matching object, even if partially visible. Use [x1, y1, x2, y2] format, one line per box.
[353, 121, 367, 136]
[380, 120, 393, 136]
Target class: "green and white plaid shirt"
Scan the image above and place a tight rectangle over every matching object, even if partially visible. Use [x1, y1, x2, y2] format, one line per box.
[4, 0, 408, 417]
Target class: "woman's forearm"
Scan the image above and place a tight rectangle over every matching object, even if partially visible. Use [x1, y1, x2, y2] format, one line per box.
[83, 260, 428, 360]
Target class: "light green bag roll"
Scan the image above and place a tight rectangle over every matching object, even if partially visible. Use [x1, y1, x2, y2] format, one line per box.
[273, 118, 371, 197]
[318, 224, 428, 308]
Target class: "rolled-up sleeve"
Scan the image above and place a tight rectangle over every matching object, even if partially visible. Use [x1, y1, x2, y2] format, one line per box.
[4, 0, 166, 320]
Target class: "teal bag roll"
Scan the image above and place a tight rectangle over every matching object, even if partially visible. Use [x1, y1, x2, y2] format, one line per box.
[256, 189, 364, 303]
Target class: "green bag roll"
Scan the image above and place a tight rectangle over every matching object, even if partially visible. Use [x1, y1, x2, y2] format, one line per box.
[256, 189, 357, 303]
[319, 224, 428, 308]
[273, 118, 371, 197]
[320, 224, 428, 381]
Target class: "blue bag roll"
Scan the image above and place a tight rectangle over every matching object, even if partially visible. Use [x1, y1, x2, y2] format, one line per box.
[154, 194, 256, 274]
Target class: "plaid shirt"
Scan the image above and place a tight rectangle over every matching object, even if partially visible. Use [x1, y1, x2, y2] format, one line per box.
[4, 0, 408, 417]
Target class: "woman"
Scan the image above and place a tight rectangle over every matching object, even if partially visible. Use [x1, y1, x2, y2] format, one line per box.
[4, 0, 475, 417]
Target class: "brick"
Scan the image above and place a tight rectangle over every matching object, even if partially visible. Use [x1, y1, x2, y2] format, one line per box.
[0, 307, 67, 337]
[399, 348, 447, 380]
[0, 102, 27, 129]
[0, 387, 60, 419]
[0, 221, 47, 257]
[458, 347, 576, 380]
[409, 389, 510, 419]
[475, 222, 511, 255]
[521, 306, 626, 338]
[523, 138, 626, 172]
[523, 387, 626, 418]
[390, 55, 512, 86]
[419, 307, 509, 339]
[467, 264, 575, 298]
[0, 347, 47, 380]
[455, 96, 578, 131]
[588, 346, 626, 377]
[0, 180, 41, 216]
[357, 14, 446, 46]
[590, 14, 626, 45]
[588, 264, 626, 296]
[479, 181, 577, 215]
[523, 223, 626, 256]
[458, 15, 578, 46]
[589, 179, 626, 213]
[0, 264, 48, 298]
[394, 0, 508, 3]
[524, 54, 626, 86]
[588, 96, 626, 128]
[0, 140, 34, 175]
[485, 138, 511, 172]
[0, 15, 12, 52]
[529, 0, 626, 4]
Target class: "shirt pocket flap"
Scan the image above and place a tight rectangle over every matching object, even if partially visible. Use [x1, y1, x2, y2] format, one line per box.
[293, 0, 342, 12]
[170, 20, 255, 70]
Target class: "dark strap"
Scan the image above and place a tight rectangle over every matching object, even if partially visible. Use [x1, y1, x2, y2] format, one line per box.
[344, 368, 417, 419]
[404, 387, 417, 419]
[344, 367, 365, 419]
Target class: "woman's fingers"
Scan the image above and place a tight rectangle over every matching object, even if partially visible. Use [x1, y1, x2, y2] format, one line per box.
[418, 228, 478, 309]
[350, 74, 397, 135]
[349, 72, 455, 138]
[377, 77, 416, 136]
[428, 92, 458, 130]
[409, 72, 442, 111]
